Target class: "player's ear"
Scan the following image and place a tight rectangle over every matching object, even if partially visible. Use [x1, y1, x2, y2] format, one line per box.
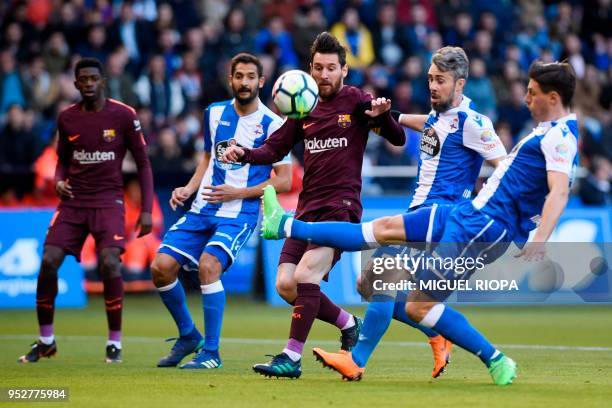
[258, 75, 265, 89]
[341, 64, 348, 79]
[549, 91, 560, 106]
[456, 78, 466, 92]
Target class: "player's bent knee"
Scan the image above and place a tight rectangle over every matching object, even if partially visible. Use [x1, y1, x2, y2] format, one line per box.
[199, 254, 222, 284]
[276, 278, 297, 302]
[150, 258, 177, 287]
[373, 216, 402, 243]
[99, 253, 121, 279]
[41, 253, 61, 273]
[405, 302, 428, 323]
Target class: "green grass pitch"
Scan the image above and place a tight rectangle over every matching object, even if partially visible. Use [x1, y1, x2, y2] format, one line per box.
[1, 295, 611, 407]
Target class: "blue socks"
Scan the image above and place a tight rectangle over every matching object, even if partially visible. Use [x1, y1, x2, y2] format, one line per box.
[201, 281, 226, 351]
[158, 279, 196, 337]
[352, 296, 394, 367]
[289, 219, 372, 251]
[422, 304, 499, 366]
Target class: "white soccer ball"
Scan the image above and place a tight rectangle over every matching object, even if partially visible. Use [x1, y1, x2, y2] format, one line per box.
[272, 70, 319, 119]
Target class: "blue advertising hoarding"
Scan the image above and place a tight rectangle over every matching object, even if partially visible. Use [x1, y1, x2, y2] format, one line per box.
[0, 210, 86, 309]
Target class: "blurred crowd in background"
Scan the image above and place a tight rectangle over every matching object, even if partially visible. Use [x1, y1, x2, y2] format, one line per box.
[0, 0, 610, 208]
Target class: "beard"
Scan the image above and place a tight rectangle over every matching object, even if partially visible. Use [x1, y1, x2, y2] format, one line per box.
[317, 78, 342, 100]
[233, 86, 259, 105]
[431, 94, 454, 113]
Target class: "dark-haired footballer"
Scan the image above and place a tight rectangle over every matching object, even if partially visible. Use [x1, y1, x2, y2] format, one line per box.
[18, 58, 154, 364]
[223, 32, 406, 378]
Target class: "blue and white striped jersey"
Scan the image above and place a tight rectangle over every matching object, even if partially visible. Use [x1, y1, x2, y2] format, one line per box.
[472, 113, 579, 244]
[411, 96, 506, 209]
[190, 99, 290, 219]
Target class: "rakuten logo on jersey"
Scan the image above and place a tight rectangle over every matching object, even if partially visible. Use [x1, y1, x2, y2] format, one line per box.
[305, 137, 348, 153]
[73, 150, 116, 164]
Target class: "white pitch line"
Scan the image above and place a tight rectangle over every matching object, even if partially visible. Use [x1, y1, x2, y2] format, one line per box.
[1, 335, 610, 352]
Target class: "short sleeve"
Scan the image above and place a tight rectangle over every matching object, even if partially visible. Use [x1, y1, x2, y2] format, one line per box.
[540, 125, 577, 175]
[462, 114, 507, 160]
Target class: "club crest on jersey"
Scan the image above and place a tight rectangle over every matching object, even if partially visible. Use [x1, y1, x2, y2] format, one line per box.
[103, 129, 116, 142]
[254, 124, 264, 136]
[420, 127, 440, 159]
[215, 139, 245, 170]
[337, 114, 351, 128]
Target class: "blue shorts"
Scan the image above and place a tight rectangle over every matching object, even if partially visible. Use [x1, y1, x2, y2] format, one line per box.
[370, 203, 452, 260]
[158, 211, 255, 272]
[413, 202, 512, 301]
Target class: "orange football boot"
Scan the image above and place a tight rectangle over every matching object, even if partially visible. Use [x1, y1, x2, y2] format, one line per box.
[312, 348, 364, 381]
[429, 335, 452, 378]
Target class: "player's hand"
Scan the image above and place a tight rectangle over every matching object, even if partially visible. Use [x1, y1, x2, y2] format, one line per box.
[222, 145, 245, 163]
[514, 241, 547, 262]
[169, 186, 194, 211]
[55, 180, 74, 199]
[136, 212, 153, 237]
[201, 184, 243, 203]
[365, 97, 392, 118]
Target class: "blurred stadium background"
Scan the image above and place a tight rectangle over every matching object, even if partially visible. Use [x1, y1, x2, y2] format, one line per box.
[0, 1, 611, 406]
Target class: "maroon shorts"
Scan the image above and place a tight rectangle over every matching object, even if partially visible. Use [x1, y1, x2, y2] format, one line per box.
[279, 206, 361, 272]
[44, 205, 126, 261]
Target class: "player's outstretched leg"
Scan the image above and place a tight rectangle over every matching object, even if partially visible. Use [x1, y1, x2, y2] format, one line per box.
[100, 248, 124, 363]
[18, 246, 64, 363]
[152, 254, 204, 367]
[181, 252, 226, 370]
[407, 295, 516, 385]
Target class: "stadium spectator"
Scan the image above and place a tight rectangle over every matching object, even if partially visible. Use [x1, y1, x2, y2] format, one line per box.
[105, 51, 138, 107]
[497, 81, 532, 141]
[331, 8, 375, 72]
[579, 156, 611, 206]
[371, 1, 409, 68]
[255, 15, 299, 71]
[404, 3, 434, 56]
[22, 56, 60, 118]
[134, 54, 185, 126]
[292, 4, 327, 70]
[220, 8, 253, 60]
[0, 49, 27, 116]
[76, 24, 110, 64]
[444, 12, 474, 48]
[42, 32, 70, 76]
[108, 1, 154, 76]
[175, 51, 203, 107]
[464, 58, 497, 121]
[157, 28, 182, 76]
[0, 104, 41, 196]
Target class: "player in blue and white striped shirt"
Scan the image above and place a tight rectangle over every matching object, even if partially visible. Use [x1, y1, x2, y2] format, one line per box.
[356, 47, 507, 378]
[150, 53, 292, 370]
[261, 61, 578, 385]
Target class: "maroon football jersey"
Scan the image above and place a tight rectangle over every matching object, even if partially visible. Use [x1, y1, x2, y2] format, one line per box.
[55, 99, 153, 212]
[241, 85, 405, 218]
